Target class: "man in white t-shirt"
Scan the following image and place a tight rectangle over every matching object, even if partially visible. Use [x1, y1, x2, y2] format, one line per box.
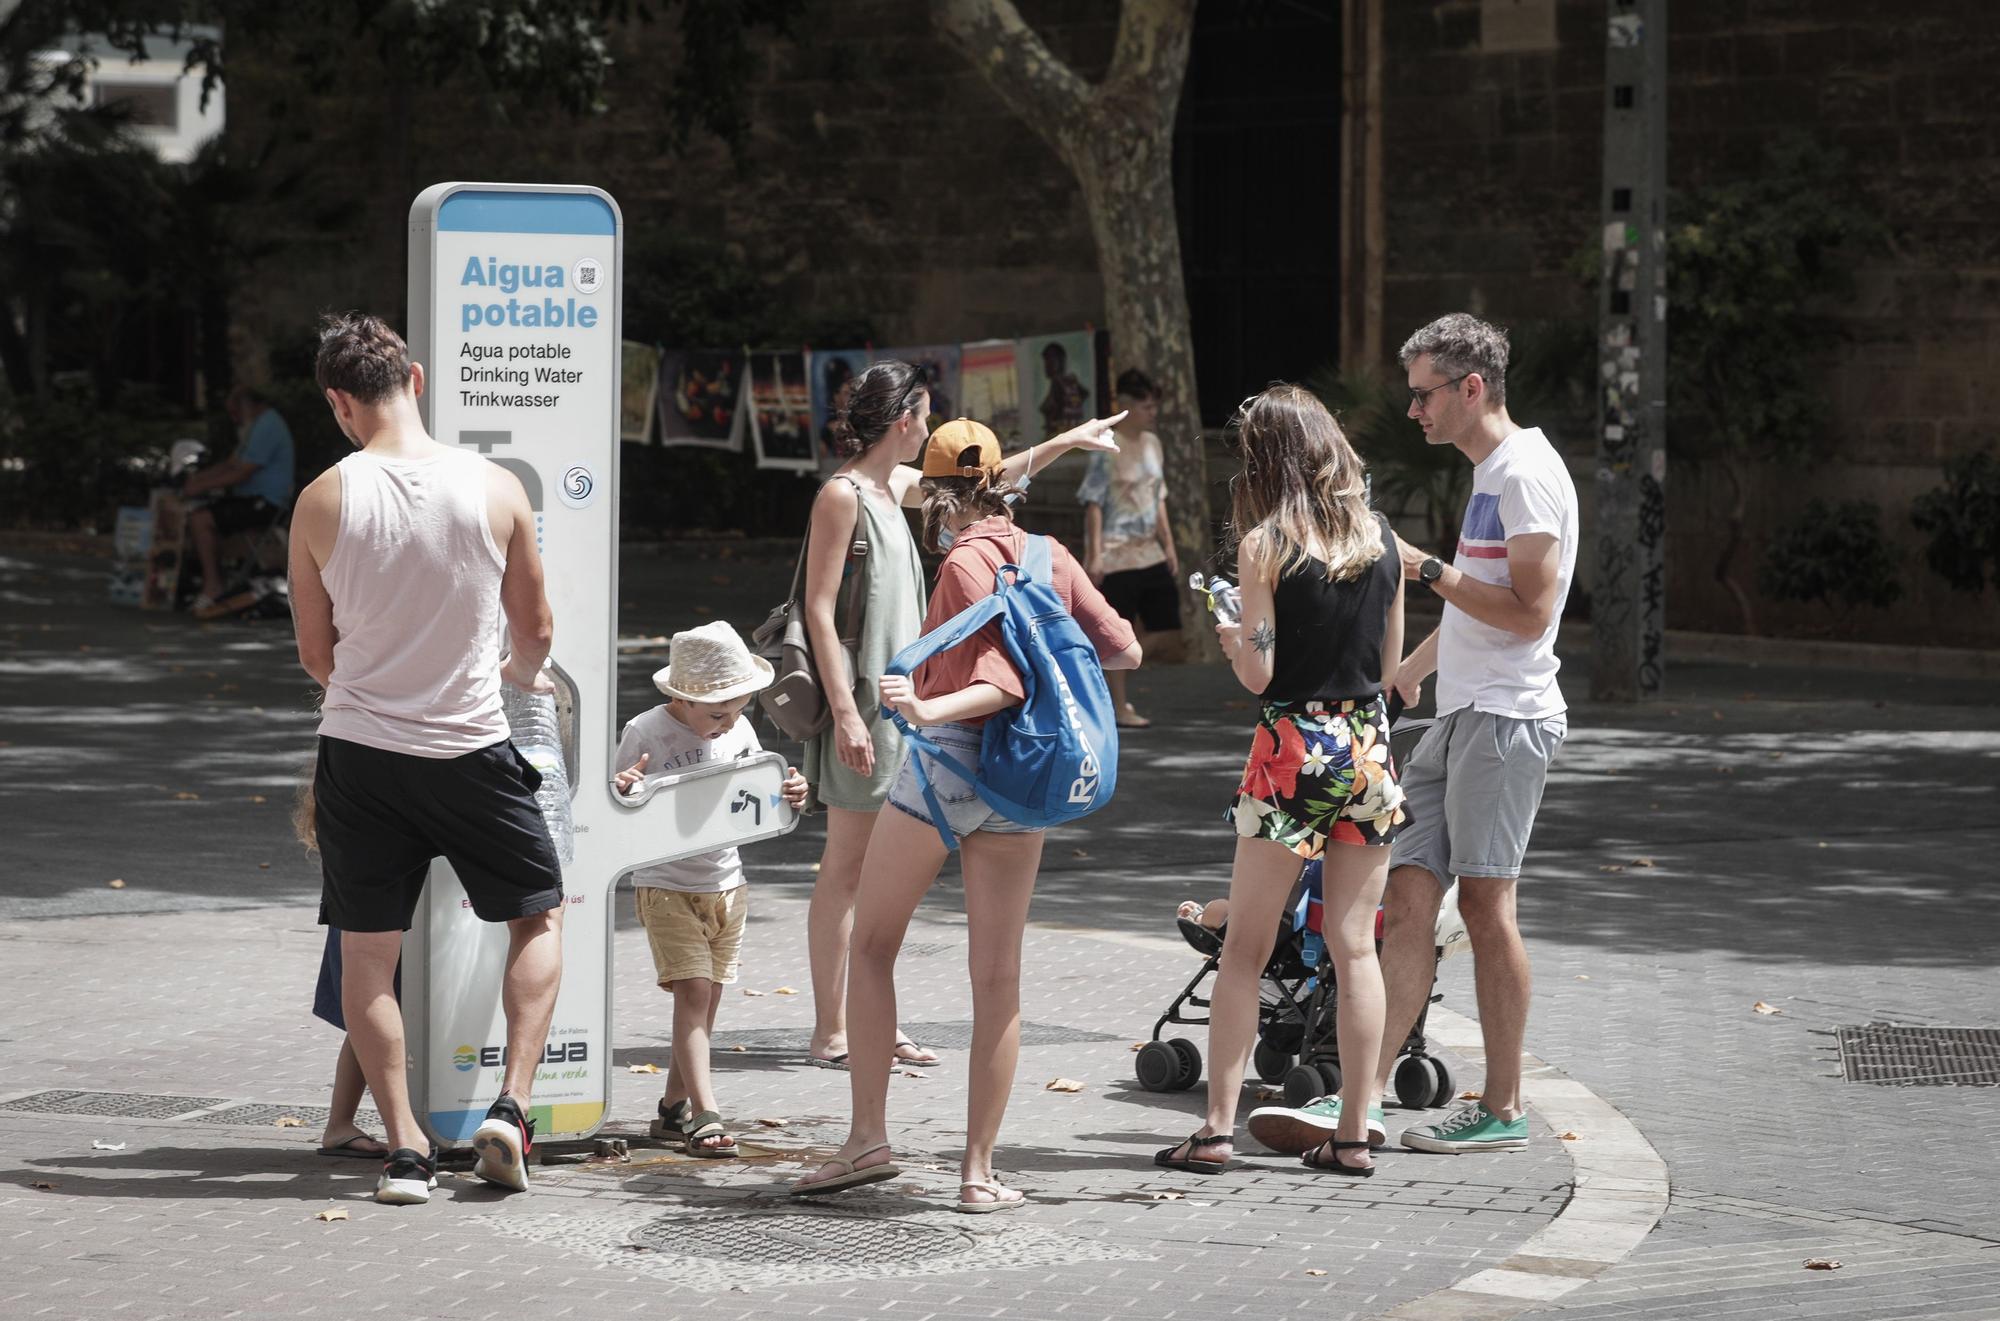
[1376, 313, 1578, 1155]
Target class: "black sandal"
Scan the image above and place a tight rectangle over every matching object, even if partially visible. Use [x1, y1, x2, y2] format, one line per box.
[1302, 1138, 1375, 1178]
[1154, 1131, 1233, 1174]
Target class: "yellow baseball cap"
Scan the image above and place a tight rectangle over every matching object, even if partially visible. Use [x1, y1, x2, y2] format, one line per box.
[921, 417, 1003, 478]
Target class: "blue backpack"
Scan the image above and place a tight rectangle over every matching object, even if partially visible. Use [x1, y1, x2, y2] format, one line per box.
[882, 535, 1119, 851]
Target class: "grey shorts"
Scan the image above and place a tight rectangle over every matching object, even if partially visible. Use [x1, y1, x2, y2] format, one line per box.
[887, 721, 1039, 840]
[1389, 707, 1566, 884]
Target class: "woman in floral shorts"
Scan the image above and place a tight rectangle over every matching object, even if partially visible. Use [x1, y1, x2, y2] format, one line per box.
[1153, 385, 1407, 1181]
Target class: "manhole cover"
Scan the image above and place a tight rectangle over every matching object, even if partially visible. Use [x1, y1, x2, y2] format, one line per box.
[0, 1090, 231, 1119]
[630, 1211, 970, 1265]
[901, 941, 956, 958]
[1838, 1024, 2000, 1086]
[191, 1102, 381, 1129]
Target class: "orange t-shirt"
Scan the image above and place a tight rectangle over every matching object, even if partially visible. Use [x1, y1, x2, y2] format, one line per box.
[913, 518, 1138, 726]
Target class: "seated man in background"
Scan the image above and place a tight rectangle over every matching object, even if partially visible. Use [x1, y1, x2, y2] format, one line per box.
[184, 384, 295, 615]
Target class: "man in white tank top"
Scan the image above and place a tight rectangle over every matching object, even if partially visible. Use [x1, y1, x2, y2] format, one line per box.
[289, 313, 564, 1205]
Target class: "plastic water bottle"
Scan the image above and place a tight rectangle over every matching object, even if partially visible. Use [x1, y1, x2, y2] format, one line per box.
[502, 682, 575, 865]
[1188, 571, 1242, 624]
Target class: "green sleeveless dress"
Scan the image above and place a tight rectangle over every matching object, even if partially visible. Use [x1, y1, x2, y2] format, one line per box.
[803, 479, 926, 812]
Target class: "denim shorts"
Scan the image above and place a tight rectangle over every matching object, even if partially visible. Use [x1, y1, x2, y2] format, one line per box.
[887, 721, 1039, 839]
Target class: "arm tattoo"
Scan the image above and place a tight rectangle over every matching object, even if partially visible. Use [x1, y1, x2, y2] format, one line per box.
[1250, 619, 1275, 658]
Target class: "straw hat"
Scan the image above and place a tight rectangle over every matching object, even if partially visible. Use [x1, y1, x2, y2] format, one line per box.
[652, 621, 774, 703]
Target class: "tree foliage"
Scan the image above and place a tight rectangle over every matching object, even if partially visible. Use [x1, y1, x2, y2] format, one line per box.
[1910, 448, 2000, 594]
[1757, 498, 1901, 616]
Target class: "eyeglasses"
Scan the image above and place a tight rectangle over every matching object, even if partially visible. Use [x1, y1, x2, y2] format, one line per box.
[1408, 373, 1469, 409]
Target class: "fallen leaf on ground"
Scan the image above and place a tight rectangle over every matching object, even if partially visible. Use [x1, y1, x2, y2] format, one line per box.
[1255, 1088, 1279, 1102]
[1631, 857, 1656, 868]
[897, 1068, 928, 1079]
[259, 863, 271, 870]
[1599, 864, 1625, 873]
[1072, 848, 1090, 859]
[91, 1140, 125, 1151]
[1459, 1091, 1483, 1100]
[771, 986, 799, 996]
[108, 879, 125, 889]
[628, 1063, 661, 1074]
[1804, 1257, 1842, 1270]
[314, 1208, 350, 1222]
[250, 795, 267, 804]
[730, 1045, 747, 1052]
[274, 1115, 304, 1128]
[1305, 1268, 1327, 1277]
[1753, 1001, 1783, 1015]
[755, 1117, 786, 1128]
[174, 791, 200, 800]
[1130, 1042, 1145, 1052]
[30, 1180, 55, 1190]
[1558, 1131, 1582, 1141]
[1045, 1077, 1085, 1093]
[742, 989, 766, 997]
[1575, 974, 1592, 981]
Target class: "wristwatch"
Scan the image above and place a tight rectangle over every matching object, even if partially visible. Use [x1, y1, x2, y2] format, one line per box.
[1419, 556, 1444, 585]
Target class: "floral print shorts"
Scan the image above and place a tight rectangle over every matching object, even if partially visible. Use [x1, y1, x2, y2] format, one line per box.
[1226, 698, 1408, 857]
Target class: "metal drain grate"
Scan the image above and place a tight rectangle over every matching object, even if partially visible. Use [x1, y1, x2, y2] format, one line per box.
[901, 941, 957, 958]
[710, 1019, 1122, 1053]
[1838, 1024, 2000, 1086]
[0, 1090, 231, 1119]
[191, 1103, 382, 1129]
[631, 1210, 971, 1265]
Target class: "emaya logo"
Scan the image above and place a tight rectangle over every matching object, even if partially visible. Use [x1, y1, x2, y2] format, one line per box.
[1052, 667, 1102, 806]
[454, 1041, 589, 1072]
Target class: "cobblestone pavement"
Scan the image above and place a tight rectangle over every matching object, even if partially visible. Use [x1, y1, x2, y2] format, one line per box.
[4, 544, 1999, 1319]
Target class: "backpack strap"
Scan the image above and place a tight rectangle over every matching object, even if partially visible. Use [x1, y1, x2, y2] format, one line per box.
[897, 725, 965, 853]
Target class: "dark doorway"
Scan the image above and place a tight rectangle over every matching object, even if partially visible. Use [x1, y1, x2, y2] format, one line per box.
[1174, 0, 1343, 426]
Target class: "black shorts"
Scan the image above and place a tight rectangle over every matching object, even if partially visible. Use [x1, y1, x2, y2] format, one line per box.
[314, 735, 563, 933]
[1101, 562, 1182, 633]
[198, 494, 279, 537]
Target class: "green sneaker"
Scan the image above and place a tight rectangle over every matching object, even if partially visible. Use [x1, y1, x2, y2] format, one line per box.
[1246, 1095, 1387, 1154]
[1399, 1102, 1528, 1154]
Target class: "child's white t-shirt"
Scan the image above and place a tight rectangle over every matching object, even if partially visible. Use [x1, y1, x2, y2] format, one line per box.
[615, 706, 760, 892]
[1434, 427, 1579, 721]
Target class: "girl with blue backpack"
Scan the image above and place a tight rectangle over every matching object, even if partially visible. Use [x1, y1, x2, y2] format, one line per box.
[1155, 385, 1409, 1179]
[791, 418, 1141, 1213]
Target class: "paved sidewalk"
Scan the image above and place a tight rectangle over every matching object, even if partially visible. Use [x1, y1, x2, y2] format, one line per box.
[4, 543, 1999, 1320]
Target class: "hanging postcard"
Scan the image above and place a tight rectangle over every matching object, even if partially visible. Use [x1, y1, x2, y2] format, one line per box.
[746, 349, 819, 473]
[657, 348, 747, 450]
[808, 347, 871, 456]
[879, 344, 962, 430]
[621, 340, 660, 443]
[959, 338, 1022, 444]
[1016, 330, 1095, 443]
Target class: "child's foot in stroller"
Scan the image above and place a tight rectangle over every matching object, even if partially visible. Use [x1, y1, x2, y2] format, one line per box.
[1154, 1130, 1233, 1173]
[1176, 900, 1202, 921]
[1198, 898, 1228, 929]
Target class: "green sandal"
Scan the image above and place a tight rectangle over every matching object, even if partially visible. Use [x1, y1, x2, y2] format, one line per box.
[649, 1097, 691, 1140]
[680, 1109, 738, 1159]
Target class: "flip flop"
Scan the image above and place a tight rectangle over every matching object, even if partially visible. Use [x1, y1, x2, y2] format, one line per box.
[809, 1052, 850, 1071]
[893, 1039, 940, 1067]
[957, 1179, 1026, 1214]
[316, 1133, 389, 1159]
[791, 1143, 901, 1197]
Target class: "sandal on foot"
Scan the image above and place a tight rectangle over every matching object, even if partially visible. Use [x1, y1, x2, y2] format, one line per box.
[648, 1098, 692, 1140]
[316, 1133, 388, 1159]
[1302, 1138, 1376, 1177]
[1154, 1131, 1232, 1174]
[808, 1052, 850, 1071]
[957, 1179, 1025, 1214]
[792, 1142, 900, 1197]
[893, 1039, 939, 1067]
[680, 1110, 737, 1159]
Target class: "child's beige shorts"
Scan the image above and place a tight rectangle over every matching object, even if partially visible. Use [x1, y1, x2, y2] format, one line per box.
[634, 886, 747, 987]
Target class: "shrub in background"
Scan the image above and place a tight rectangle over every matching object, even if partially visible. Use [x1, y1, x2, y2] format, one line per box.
[1757, 498, 1901, 618]
[1910, 449, 2000, 594]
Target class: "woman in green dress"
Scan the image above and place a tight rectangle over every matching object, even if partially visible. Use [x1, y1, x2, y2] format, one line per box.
[802, 359, 1124, 1068]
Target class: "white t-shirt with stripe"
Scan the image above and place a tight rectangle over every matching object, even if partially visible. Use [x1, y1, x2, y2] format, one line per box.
[1434, 427, 1578, 721]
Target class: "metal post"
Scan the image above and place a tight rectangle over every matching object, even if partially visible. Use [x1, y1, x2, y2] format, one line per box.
[1591, 0, 1668, 701]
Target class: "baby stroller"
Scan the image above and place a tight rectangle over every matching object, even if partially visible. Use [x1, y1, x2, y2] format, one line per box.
[1132, 709, 1464, 1109]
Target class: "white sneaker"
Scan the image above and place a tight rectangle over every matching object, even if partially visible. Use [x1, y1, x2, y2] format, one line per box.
[374, 1147, 438, 1205]
[471, 1094, 534, 1192]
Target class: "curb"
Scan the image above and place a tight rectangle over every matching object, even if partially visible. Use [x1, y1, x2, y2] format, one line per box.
[1037, 921, 1669, 1318]
[1374, 1004, 1668, 1319]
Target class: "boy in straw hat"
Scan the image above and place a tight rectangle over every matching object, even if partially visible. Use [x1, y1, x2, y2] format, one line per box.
[614, 620, 808, 1158]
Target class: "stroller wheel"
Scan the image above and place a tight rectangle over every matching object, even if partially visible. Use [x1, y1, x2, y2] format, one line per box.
[1252, 1040, 1293, 1083]
[1315, 1060, 1343, 1096]
[1282, 1063, 1324, 1108]
[1135, 1041, 1183, 1092]
[1429, 1059, 1455, 1108]
[1394, 1054, 1446, 1108]
[1168, 1038, 1203, 1090]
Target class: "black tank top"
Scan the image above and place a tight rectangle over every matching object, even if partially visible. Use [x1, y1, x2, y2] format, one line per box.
[1260, 512, 1400, 703]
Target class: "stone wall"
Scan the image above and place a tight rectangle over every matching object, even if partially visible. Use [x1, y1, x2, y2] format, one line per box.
[1379, 0, 2000, 645]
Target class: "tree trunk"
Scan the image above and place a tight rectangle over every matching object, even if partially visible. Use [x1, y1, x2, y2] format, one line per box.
[1712, 458, 1758, 636]
[932, 0, 1214, 659]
